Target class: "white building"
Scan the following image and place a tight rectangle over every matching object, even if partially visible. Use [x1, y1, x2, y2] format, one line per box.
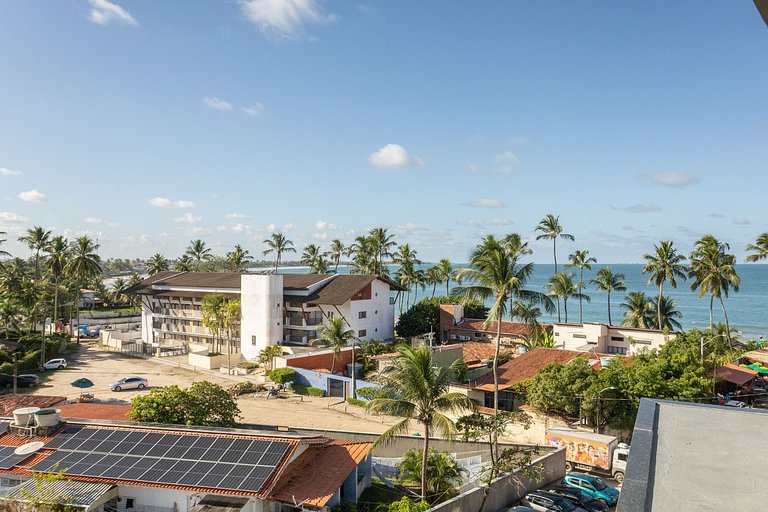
[553, 322, 675, 356]
[127, 272, 402, 360]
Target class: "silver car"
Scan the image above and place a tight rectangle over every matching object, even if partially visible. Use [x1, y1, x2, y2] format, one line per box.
[109, 376, 148, 392]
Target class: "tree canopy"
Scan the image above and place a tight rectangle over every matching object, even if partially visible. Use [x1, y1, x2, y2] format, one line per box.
[394, 296, 488, 338]
[130, 381, 240, 427]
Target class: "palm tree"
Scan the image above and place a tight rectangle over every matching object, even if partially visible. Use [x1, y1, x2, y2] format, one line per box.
[18, 226, 52, 279]
[745, 233, 768, 262]
[689, 235, 740, 341]
[502, 233, 533, 257]
[590, 267, 626, 325]
[546, 272, 589, 323]
[620, 291, 654, 329]
[348, 235, 377, 275]
[200, 293, 226, 354]
[642, 241, 687, 330]
[369, 227, 397, 276]
[0, 231, 11, 259]
[366, 345, 473, 501]
[127, 273, 142, 311]
[435, 259, 453, 296]
[311, 316, 357, 375]
[258, 345, 283, 371]
[0, 298, 20, 338]
[174, 255, 194, 272]
[226, 244, 253, 272]
[564, 250, 596, 323]
[534, 214, 574, 275]
[393, 244, 422, 310]
[329, 239, 346, 273]
[45, 235, 69, 325]
[65, 236, 102, 344]
[650, 295, 682, 331]
[262, 232, 295, 273]
[146, 253, 170, 275]
[301, 244, 327, 273]
[185, 239, 212, 269]
[222, 299, 241, 374]
[425, 266, 442, 298]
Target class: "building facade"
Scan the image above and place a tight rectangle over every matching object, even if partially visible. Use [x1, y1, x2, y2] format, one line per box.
[552, 322, 674, 356]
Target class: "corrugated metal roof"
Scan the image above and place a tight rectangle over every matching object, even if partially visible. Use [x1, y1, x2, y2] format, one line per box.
[1, 478, 117, 508]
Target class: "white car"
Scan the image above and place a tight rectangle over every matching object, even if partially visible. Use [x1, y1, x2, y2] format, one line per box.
[43, 359, 67, 370]
[109, 376, 148, 392]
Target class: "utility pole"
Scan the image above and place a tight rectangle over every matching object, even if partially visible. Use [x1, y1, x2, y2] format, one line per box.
[12, 353, 18, 395]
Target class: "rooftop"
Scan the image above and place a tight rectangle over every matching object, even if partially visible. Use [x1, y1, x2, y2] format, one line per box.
[469, 348, 593, 390]
[58, 403, 134, 422]
[0, 394, 67, 417]
[453, 318, 531, 337]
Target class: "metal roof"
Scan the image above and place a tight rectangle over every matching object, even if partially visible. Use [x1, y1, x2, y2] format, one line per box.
[1, 479, 117, 510]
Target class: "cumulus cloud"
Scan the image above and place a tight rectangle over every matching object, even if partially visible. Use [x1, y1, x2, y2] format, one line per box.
[147, 197, 195, 209]
[174, 213, 203, 223]
[0, 212, 29, 223]
[732, 217, 751, 225]
[218, 223, 257, 235]
[186, 227, 211, 237]
[315, 220, 339, 231]
[242, 102, 264, 116]
[203, 97, 234, 111]
[266, 223, 276, 232]
[238, 0, 337, 41]
[0, 167, 22, 176]
[87, 0, 138, 26]
[369, 144, 424, 169]
[462, 198, 506, 209]
[494, 151, 520, 164]
[18, 190, 45, 203]
[84, 217, 103, 224]
[225, 213, 250, 220]
[642, 171, 698, 188]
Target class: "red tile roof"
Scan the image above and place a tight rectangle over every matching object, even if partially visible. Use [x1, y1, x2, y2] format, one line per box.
[454, 319, 531, 337]
[269, 440, 372, 509]
[458, 341, 514, 364]
[714, 364, 759, 387]
[0, 394, 67, 417]
[470, 348, 590, 389]
[58, 403, 133, 422]
[0, 434, 55, 447]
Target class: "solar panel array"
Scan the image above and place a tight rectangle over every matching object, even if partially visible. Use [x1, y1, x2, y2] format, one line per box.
[35, 427, 291, 492]
[0, 421, 9, 436]
[0, 446, 31, 470]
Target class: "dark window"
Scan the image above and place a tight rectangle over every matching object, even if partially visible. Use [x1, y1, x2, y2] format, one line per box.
[126, 498, 135, 509]
[358, 330, 367, 337]
[573, 334, 587, 339]
[358, 311, 367, 319]
[251, 335, 257, 346]
[618, 452, 628, 462]
[474, 332, 482, 338]
[634, 338, 652, 345]
[610, 336, 624, 341]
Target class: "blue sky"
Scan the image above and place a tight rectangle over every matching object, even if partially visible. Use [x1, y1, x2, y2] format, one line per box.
[1, 1, 767, 263]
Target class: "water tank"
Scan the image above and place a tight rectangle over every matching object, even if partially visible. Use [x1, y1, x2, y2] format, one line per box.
[34, 408, 61, 427]
[600, 357, 613, 368]
[519, 346, 528, 354]
[12, 407, 40, 427]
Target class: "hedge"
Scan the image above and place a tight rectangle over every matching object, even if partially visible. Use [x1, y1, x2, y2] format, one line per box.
[267, 368, 297, 384]
[346, 398, 366, 407]
[291, 384, 326, 397]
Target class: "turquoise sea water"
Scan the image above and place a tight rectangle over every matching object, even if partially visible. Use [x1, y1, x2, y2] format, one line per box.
[278, 264, 768, 338]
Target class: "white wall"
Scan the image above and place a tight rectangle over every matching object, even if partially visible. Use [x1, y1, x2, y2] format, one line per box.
[337, 280, 395, 341]
[553, 323, 672, 356]
[240, 274, 283, 360]
[117, 485, 263, 512]
[141, 301, 154, 344]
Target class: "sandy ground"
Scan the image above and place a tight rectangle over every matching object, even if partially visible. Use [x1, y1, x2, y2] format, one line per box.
[27, 344, 404, 434]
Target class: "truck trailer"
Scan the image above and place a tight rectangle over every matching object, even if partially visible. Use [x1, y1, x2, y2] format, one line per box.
[545, 428, 629, 483]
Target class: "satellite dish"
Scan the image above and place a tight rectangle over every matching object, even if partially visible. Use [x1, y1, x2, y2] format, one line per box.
[14, 441, 44, 456]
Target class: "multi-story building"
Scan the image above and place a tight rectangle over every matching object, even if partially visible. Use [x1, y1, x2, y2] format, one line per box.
[552, 322, 674, 356]
[127, 272, 402, 360]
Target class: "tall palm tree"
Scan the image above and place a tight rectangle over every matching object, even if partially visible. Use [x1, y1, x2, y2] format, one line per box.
[329, 239, 346, 273]
[745, 233, 768, 262]
[301, 244, 326, 273]
[650, 295, 682, 331]
[534, 214, 574, 275]
[311, 316, 358, 375]
[435, 259, 453, 296]
[620, 291, 654, 329]
[200, 293, 227, 354]
[185, 239, 212, 269]
[366, 346, 473, 501]
[18, 226, 52, 279]
[111, 277, 128, 307]
[226, 244, 253, 272]
[393, 244, 422, 310]
[546, 272, 589, 323]
[45, 235, 69, 325]
[348, 235, 378, 275]
[642, 241, 687, 331]
[222, 299, 241, 374]
[146, 253, 170, 275]
[0, 231, 11, 258]
[65, 236, 102, 344]
[689, 235, 740, 341]
[174, 255, 193, 272]
[425, 266, 442, 298]
[369, 227, 396, 276]
[590, 267, 626, 326]
[502, 233, 533, 257]
[564, 250, 597, 323]
[262, 232, 295, 273]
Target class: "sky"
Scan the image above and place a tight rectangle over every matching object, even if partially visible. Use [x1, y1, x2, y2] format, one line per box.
[1, 1, 767, 264]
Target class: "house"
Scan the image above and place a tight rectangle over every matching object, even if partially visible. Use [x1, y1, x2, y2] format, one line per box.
[552, 322, 674, 356]
[126, 272, 404, 361]
[0, 411, 373, 512]
[439, 304, 533, 346]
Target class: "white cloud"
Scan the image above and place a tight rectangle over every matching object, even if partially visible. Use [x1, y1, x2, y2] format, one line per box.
[107, 222, 120, 228]
[203, 97, 234, 111]
[225, 213, 250, 220]
[218, 223, 257, 234]
[266, 223, 276, 232]
[642, 171, 698, 188]
[0, 167, 22, 176]
[18, 190, 45, 203]
[87, 0, 138, 27]
[732, 217, 751, 225]
[242, 102, 264, 116]
[174, 213, 203, 223]
[147, 197, 195, 209]
[186, 227, 211, 237]
[238, 0, 337, 41]
[0, 212, 29, 223]
[494, 151, 520, 164]
[456, 219, 483, 227]
[369, 144, 424, 169]
[282, 223, 295, 231]
[84, 217, 103, 224]
[315, 220, 339, 230]
[487, 218, 514, 225]
[462, 198, 506, 209]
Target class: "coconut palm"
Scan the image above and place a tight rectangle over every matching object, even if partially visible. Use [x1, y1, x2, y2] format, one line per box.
[258, 345, 282, 371]
[0, 298, 20, 338]
[348, 235, 378, 275]
[301, 244, 328, 273]
[369, 227, 397, 276]
[222, 299, 241, 374]
[546, 272, 590, 323]
[650, 295, 683, 331]
[590, 267, 626, 326]
[226, 244, 253, 272]
[425, 266, 442, 298]
[366, 345, 474, 501]
[45, 235, 69, 325]
[146, 253, 170, 275]
[745, 233, 768, 262]
[564, 250, 597, 323]
[185, 239, 212, 269]
[65, 236, 102, 344]
[393, 244, 422, 310]
[329, 239, 346, 273]
[110, 277, 129, 307]
[0, 231, 11, 258]
[311, 316, 357, 375]
[435, 259, 453, 296]
[174, 255, 194, 272]
[200, 293, 227, 354]
[689, 235, 740, 341]
[534, 214, 574, 275]
[620, 291, 654, 329]
[642, 241, 687, 331]
[502, 233, 533, 257]
[262, 232, 295, 273]
[18, 226, 52, 279]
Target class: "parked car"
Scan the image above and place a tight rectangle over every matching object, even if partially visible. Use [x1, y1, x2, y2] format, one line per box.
[521, 491, 588, 512]
[0, 374, 38, 388]
[109, 376, 148, 392]
[508, 507, 536, 512]
[546, 486, 608, 512]
[43, 359, 67, 370]
[17, 374, 40, 387]
[561, 473, 620, 507]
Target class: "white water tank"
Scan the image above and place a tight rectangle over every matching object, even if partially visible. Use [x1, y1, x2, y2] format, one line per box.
[34, 408, 61, 427]
[12, 407, 40, 427]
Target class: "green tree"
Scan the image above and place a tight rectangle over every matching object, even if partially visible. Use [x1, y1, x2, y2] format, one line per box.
[369, 227, 397, 276]
[745, 233, 768, 262]
[258, 345, 282, 371]
[65, 236, 102, 344]
[226, 244, 253, 272]
[262, 232, 295, 273]
[146, 253, 170, 275]
[589, 266, 626, 325]
[185, 239, 212, 269]
[564, 249, 596, 323]
[45, 235, 69, 325]
[650, 295, 682, 331]
[311, 316, 357, 375]
[18, 225, 52, 279]
[397, 449, 467, 504]
[329, 239, 346, 273]
[348, 235, 378, 275]
[301, 244, 329, 273]
[174, 255, 194, 271]
[689, 235, 740, 341]
[129, 381, 240, 427]
[534, 214, 574, 275]
[435, 258, 453, 296]
[222, 299, 241, 374]
[394, 297, 488, 338]
[620, 291, 654, 329]
[382, 497, 430, 512]
[0, 231, 11, 259]
[526, 358, 598, 421]
[546, 272, 589, 323]
[200, 293, 227, 354]
[425, 266, 442, 298]
[642, 240, 687, 331]
[366, 346, 474, 501]
[393, 244, 422, 311]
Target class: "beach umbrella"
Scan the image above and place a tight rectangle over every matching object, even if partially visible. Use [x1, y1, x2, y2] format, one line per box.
[70, 378, 94, 389]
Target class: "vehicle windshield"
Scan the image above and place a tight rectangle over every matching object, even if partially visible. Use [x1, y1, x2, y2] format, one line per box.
[591, 478, 608, 490]
[557, 498, 577, 512]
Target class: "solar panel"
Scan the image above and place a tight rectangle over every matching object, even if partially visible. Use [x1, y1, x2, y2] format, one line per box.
[0, 446, 29, 470]
[0, 421, 9, 436]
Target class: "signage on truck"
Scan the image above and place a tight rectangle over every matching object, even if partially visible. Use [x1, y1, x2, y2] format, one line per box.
[545, 432, 611, 470]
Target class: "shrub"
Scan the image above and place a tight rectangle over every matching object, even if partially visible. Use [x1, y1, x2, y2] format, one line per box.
[228, 382, 267, 397]
[346, 398, 366, 407]
[395, 297, 488, 338]
[239, 362, 260, 371]
[356, 386, 393, 401]
[307, 386, 325, 397]
[130, 381, 241, 427]
[291, 384, 325, 397]
[267, 368, 297, 384]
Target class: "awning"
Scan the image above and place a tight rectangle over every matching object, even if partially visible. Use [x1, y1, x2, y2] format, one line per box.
[190, 495, 250, 512]
[1, 479, 117, 511]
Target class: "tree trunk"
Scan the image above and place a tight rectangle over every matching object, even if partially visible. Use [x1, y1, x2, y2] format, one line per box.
[227, 331, 231, 375]
[53, 278, 59, 330]
[718, 296, 733, 347]
[431, 283, 436, 298]
[76, 290, 81, 344]
[564, 298, 568, 323]
[658, 283, 663, 330]
[446, 279, 449, 297]
[421, 423, 430, 502]
[555, 297, 561, 323]
[579, 268, 584, 323]
[331, 351, 336, 374]
[351, 341, 356, 399]
[493, 318, 501, 415]
[607, 291, 611, 326]
[274, 253, 279, 274]
[709, 295, 714, 331]
[553, 239, 557, 274]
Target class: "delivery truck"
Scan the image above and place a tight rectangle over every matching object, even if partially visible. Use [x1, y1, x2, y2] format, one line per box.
[545, 428, 629, 483]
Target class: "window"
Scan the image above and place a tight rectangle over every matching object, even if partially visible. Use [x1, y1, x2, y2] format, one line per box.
[555, 331, 560, 336]
[328, 311, 335, 319]
[618, 452, 628, 462]
[634, 338, 652, 345]
[607, 346, 627, 355]
[573, 333, 587, 339]
[610, 336, 624, 341]
[125, 497, 135, 509]
[358, 330, 367, 337]
[358, 311, 367, 319]
[474, 332, 482, 338]
[251, 335, 257, 346]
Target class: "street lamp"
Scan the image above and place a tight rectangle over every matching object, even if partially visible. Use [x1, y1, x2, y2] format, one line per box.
[700, 333, 728, 364]
[595, 386, 617, 434]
